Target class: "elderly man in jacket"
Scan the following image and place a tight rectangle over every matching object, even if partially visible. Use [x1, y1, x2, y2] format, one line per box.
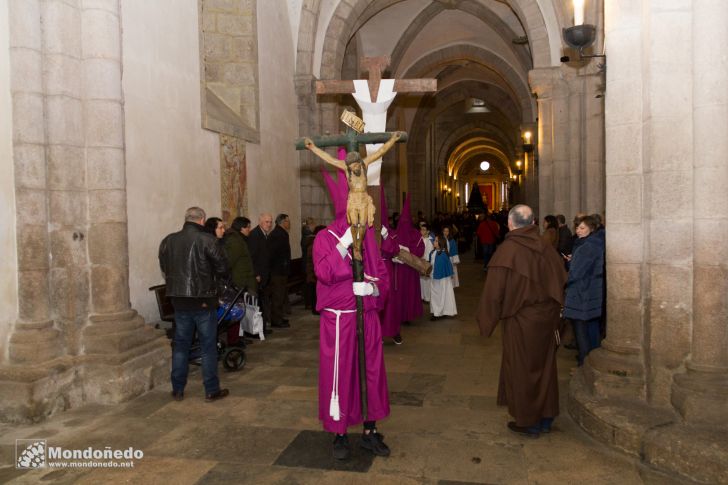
[159, 207, 230, 403]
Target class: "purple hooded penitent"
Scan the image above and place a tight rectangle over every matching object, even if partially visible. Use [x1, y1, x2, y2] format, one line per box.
[313, 167, 390, 434]
[391, 193, 424, 323]
[379, 188, 402, 338]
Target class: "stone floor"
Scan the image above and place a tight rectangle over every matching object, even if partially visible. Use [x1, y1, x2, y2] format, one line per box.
[0, 261, 690, 484]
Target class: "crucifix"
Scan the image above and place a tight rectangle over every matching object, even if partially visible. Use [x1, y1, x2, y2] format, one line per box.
[316, 55, 437, 194]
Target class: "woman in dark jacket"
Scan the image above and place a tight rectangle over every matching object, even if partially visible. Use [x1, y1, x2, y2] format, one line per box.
[223, 217, 257, 294]
[563, 215, 604, 366]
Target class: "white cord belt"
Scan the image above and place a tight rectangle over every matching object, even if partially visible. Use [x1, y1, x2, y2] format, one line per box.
[323, 307, 357, 421]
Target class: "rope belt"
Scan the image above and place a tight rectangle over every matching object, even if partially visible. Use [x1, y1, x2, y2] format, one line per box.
[323, 307, 357, 421]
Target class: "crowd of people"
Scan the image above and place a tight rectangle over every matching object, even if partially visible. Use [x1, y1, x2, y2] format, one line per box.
[158, 208, 296, 404]
[158, 196, 606, 457]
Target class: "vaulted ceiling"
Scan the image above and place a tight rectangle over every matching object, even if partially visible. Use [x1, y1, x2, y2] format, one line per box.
[295, 0, 568, 209]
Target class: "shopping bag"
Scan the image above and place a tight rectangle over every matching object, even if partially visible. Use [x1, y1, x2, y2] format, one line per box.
[239, 293, 265, 340]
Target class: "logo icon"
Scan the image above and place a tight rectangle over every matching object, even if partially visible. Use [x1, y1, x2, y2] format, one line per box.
[16, 439, 46, 469]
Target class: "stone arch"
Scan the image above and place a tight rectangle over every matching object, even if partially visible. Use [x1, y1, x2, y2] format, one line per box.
[404, 79, 522, 215]
[314, 0, 560, 82]
[399, 44, 535, 123]
[388, 0, 533, 78]
[437, 123, 517, 174]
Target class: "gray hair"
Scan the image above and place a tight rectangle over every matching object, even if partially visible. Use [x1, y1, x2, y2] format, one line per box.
[185, 206, 206, 223]
[508, 204, 534, 229]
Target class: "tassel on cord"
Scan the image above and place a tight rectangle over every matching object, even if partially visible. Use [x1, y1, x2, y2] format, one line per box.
[329, 392, 340, 421]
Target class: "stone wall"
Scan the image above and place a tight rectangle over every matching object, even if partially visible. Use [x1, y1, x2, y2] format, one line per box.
[199, 0, 260, 142]
[122, 0, 221, 324]
[244, 0, 301, 254]
[569, 1, 728, 482]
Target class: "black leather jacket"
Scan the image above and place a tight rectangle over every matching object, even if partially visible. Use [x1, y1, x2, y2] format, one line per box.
[158, 222, 229, 298]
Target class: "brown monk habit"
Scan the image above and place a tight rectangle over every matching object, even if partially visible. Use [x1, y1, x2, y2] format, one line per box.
[476, 224, 567, 427]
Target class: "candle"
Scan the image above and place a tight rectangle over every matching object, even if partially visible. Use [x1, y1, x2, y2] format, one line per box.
[573, 0, 585, 26]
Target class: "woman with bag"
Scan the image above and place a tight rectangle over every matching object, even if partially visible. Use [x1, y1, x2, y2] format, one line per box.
[224, 217, 258, 342]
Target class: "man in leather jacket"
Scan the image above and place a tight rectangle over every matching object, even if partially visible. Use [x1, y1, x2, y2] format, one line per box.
[159, 207, 230, 403]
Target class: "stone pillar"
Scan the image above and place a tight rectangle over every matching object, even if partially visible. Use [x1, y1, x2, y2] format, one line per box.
[0, 0, 168, 423]
[78, 0, 168, 404]
[671, 0, 728, 424]
[4, 0, 61, 367]
[529, 67, 569, 218]
[573, 0, 649, 402]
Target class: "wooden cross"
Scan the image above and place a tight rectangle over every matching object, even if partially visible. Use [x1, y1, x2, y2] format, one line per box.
[316, 55, 437, 102]
[315, 56, 437, 227]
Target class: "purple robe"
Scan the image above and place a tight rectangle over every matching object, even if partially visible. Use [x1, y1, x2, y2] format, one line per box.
[379, 231, 400, 338]
[393, 230, 424, 322]
[314, 219, 390, 434]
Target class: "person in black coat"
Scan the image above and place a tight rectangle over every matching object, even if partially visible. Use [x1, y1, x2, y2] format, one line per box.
[268, 213, 292, 328]
[159, 207, 229, 402]
[247, 213, 274, 332]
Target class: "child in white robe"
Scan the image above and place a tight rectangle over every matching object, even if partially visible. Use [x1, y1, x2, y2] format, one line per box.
[428, 234, 457, 320]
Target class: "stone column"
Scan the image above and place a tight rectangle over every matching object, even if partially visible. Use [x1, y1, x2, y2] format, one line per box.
[575, 0, 647, 400]
[78, 1, 168, 404]
[671, 0, 728, 424]
[529, 67, 569, 218]
[6, 0, 61, 365]
[1, 0, 167, 422]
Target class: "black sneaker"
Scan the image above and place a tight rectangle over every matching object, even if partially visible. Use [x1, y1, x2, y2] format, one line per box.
[360, 430, 390, 457]
[171, 390, 184, 402]
[393, 334, 403, 345]
[332, 434, 350, 460]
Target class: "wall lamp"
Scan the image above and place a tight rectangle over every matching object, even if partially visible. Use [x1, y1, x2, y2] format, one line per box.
[522, 131, 534, 153]
[514, 160, 523, 176]
[561, 0, 605, 65]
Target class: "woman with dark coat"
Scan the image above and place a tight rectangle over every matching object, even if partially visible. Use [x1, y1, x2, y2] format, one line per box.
[563, 215, 604, 366]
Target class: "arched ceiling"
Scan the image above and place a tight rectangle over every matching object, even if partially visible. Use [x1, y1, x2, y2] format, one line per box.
[295, 0, 569, 210]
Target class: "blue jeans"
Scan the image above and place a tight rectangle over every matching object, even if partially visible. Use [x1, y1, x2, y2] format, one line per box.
[482, 243, 496, 270]
[171, 309, 220, 395]
[573, 318, 601, 366]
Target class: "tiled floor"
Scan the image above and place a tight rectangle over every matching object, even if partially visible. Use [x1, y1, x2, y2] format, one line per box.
[0, 260, 688, 484]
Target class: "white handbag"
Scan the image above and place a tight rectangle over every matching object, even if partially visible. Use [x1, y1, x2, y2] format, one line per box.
[239, 293, 265, 340]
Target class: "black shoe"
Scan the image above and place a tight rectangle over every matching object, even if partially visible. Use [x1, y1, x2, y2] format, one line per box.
[507, 421, 540, 438]
[393, 334, 403, 345]
[171, 390, 184, 402]
[430, 315, 441, 321]
[205, 389, 229, 402]
[332, 434, 351, 460]
[272, 321, 290, 328]
[360, 430, 390, 456]
[263, 327, 273, 335]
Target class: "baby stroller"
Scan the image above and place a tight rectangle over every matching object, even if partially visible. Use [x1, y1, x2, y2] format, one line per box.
[189, 283, 247, 371]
